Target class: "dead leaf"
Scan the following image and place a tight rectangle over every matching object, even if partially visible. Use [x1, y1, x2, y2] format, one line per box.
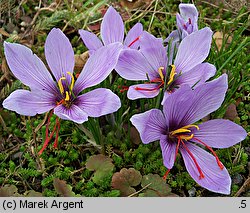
[88, 24, 101, 31]
[74, 51, 89, 72]
[0, 28, 10, 37]
[0, 185, 19, 197]
[120, 0, 152, 9]
[53, 178, 75, 197]
[25, 190, 43, 197]
[224, 103, 238, 121]
[213, 31, 232, 51]
[123, 124, 141, 145]
[111, 168, 142, 196]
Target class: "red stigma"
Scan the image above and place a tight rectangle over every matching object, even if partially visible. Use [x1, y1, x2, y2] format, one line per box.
[162, 138, 181, 180]
[188, 18, 192, 24]
[128, 36, 140, 48]
[183, 24, 187, 30]
[181, 139, 205, 179]
[38, 111, 61, 155]
[163, 169, 171, 180]
[192, 137, 224, 170]
[135, 78, 164, 92]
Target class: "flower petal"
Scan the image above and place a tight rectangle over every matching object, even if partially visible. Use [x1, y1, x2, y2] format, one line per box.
[160, 135, 177, 169]
[74, 42, 123, 94]
[163, 85, 194, 129]
[130, 109, 167, 144]
[3, 89, 56, 116]
[163, 74, 228, 128]
[164, 30, 180, 65]
[140, 31, 168, 71]
[45, 28, 75, 83]
[191, 119, 247, 148]
[101, 6, 124, 45]
[179, 3, 198, 27]
[164, 30, 180, 44]
[76, 88, 121, 117]
[175, 62, 216, 88]
[54, 104, 88, 124]
[176, 13, 186, 32]
[115, 49, 157, 80]
[174, 27, 213, 73]
[127, 84, 160, 100]
[79, 29, 103, 53]
[124, 23, 143, 49]
[180, 74, 228, 125]
[4, 42, 57, 93]
[180, 142, 231, 194]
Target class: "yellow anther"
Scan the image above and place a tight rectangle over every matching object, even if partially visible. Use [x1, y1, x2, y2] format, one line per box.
[171, 128, 191, 136]
[179, 134, 194, 141]
[170, 124, 199, 137]
[65, 91, 70, 101]
[58, 77, 66, 94]
[158, 67, 164, 81]
[182, 124, 200, 130]
[167, 65, 177, 85]
[67, 72, 75, 91]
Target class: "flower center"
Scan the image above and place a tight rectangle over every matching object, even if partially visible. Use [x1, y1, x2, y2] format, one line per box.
[182, 18, 193, 34]
[163, 124, 224, 180]
[135, 65, 177, 92]
[56, 72, 75, 107]
[170, 124, 199, 140]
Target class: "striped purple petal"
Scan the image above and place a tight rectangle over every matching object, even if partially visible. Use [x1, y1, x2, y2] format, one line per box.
[4, 42, 57, 94]
[45, 28, 75, 84]
[3, 89, 56, 116]
[130, 109, 167, 144]
[101, 6, 124, 45]
[180, 142, 231, 194]
[76, 88, 121, 117]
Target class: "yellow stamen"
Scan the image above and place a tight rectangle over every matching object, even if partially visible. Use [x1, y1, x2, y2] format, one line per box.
[180, 134, 194, 141]
[158, 67, 164, 81]
[170, 124, 199, 137]
[167, 65, 177, 85]
[58, 77, 66, 94]
[67, 72, 75, 91]
[182, 124, 200, 130]
[65, 91, 70, 101]
[171, 128, 191, 136]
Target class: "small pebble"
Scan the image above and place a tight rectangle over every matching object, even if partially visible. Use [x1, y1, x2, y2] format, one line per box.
[232, 173, 244, 185]
[188, 187, 196, 197]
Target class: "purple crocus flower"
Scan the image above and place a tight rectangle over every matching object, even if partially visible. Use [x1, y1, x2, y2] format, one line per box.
[130, 74, 247, 194]
[3, 28, 122, 153]
[79, 6, 143, 54]
[165, 3, 199, 47]
[116, 27, 215, 101]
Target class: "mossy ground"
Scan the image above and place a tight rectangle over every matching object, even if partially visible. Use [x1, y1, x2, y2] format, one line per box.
[0, 0, 249, 197]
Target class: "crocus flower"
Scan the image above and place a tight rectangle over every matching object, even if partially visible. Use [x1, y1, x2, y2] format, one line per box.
[116, 27, 216, 101]
[165, 3, 199, 47]
[3, 28, 122, 153]
[79, 6, 143, 54]
[130, 74, 247, 194]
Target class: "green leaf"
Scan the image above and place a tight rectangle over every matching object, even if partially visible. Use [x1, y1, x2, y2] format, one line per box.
[111, 168, 142, 196]
[140, 174, 171, 197]
[86, 154, 114, 185]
